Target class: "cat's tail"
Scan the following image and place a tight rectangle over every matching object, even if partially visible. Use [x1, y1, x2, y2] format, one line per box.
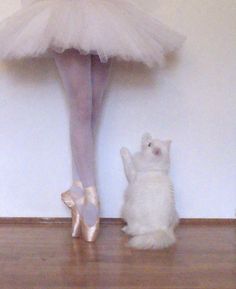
[128, 229, 176, 250]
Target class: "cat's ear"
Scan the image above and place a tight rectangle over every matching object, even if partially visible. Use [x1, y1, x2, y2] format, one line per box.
[142, 132, 152, 147]
[164, 140, 172, 151]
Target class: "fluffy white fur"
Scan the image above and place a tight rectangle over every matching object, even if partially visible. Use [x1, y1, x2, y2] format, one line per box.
[120, 133, 179, 250]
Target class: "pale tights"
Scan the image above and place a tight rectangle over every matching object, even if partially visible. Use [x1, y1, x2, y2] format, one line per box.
[53, 49, 111, 226]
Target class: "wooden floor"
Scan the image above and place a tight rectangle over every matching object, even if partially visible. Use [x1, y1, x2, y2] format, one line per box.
[0, 222, 235, 289]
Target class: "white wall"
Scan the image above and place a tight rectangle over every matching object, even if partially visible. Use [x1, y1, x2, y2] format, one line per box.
[0, 0, 235, 218]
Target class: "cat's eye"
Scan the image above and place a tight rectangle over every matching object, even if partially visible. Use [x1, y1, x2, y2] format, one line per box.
[148, 142, 152, 147]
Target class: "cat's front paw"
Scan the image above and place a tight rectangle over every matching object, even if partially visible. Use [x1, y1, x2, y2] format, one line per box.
[121, 225, 136, 236]
[120, 147, 130, 158]
[121, 225, 128, 233]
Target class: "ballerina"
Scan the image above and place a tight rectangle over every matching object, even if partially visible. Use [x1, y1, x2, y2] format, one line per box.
[0, 0, 185, 242]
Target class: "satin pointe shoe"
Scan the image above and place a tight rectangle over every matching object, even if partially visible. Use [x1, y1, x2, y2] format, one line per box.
[61, 180, 84, 238]
[81, 186, 100, 242]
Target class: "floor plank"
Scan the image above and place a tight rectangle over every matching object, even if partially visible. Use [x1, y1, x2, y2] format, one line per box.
[0, 223, 235, 289]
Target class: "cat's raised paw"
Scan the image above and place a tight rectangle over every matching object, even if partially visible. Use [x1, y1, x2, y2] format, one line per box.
[120, 147, 130, 158]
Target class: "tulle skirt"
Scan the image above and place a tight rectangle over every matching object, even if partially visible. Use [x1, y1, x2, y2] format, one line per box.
[0, 0, 185, 66]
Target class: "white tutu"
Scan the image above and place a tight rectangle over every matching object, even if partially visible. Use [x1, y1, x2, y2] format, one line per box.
[0, 0, 185, 66]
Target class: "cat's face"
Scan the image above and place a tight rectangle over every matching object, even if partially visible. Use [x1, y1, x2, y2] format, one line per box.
[141, 133, 171, 166]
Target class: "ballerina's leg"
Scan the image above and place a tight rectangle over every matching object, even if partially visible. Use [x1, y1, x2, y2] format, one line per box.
[53, 50, 97, 220]
[77, 55, 112, 227]
[91, 55, 112, 137]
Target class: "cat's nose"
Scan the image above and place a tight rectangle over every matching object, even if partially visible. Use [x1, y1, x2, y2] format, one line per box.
[153, 148, 161, 155]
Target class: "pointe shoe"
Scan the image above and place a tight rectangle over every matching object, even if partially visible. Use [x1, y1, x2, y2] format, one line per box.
[61, 181, 84, 238]
[81, 186, 100, 242]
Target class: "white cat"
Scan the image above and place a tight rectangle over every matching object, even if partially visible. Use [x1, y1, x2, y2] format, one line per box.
[120, 133, 179, 250]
